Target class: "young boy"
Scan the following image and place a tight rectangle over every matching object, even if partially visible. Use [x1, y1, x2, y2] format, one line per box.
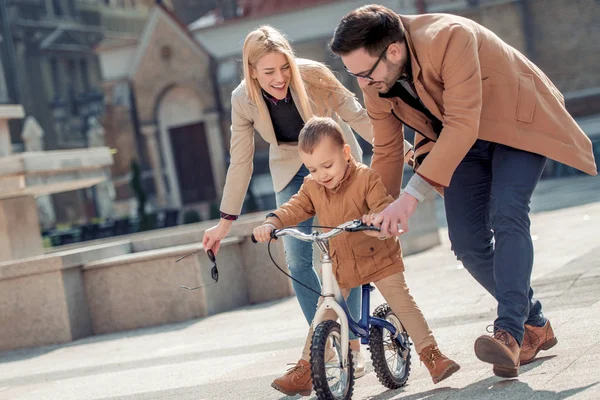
[253, 117, 460, 393]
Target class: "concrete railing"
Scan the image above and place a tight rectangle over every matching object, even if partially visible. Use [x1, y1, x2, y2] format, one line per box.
[0, 199, 439, 352]
[0, 254, 93, 351]
[82, 237, 291, 335]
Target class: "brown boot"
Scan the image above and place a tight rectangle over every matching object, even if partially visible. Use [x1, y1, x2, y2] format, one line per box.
[271, 359, 312, 396]
[521, 320, 558, 365]
[474, 328, 520, 378]
[419, 344, 461, 384]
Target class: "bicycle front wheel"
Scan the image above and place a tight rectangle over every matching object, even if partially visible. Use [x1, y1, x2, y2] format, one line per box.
[310, 320, 354, 400]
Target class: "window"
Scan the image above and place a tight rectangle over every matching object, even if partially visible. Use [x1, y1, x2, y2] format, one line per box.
[66, 60, 77, 115]
[52, 0, 63, 16]
[69, 0, 77, 16]
[80, 59, 90, 91]
[50, 58, 61, 98]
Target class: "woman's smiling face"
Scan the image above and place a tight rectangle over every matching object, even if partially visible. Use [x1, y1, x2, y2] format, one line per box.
[251, 51, 291, 100]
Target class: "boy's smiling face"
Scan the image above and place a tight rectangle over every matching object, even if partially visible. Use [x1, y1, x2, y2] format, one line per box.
[300, 138, 351, 189]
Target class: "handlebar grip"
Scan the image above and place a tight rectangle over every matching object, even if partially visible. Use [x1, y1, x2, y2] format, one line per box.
[251, 230, 278, 243]
[346, 223, 380, 232]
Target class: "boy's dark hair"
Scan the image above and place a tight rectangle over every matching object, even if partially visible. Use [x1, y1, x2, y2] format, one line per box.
[330, 4, 405, 57]
[299, 117, 346, 154]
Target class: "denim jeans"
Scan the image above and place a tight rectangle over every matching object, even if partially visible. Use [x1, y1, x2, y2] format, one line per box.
[444, 140, 547, 346]
[276, 165, 362, 339]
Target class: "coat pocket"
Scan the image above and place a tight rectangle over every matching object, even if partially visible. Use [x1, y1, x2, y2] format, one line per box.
[351, 240, 391, 280]
[516, 73, 537, 123]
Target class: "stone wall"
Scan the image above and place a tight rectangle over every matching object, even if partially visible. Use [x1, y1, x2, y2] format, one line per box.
[1, 203, 439, 352]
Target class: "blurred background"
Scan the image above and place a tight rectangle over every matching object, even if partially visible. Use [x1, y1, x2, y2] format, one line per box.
[0, 0, 598, 246]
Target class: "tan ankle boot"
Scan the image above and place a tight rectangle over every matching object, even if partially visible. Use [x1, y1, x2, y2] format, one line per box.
[271, 359, 312, 396]
[419, 344, 461, 384]
[521, 320, 557, 365]
[474, 328, 520, 378]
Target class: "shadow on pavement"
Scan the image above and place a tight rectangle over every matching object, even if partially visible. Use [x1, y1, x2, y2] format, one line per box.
[363, 376, 599, 400]
[0, 296, 293, 365]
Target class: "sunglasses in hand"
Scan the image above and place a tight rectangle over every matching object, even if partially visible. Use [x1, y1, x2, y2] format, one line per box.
[177, 249, 218, 290]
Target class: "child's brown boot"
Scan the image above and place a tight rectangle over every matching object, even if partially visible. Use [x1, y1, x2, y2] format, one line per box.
[271, 359, 312, 396]
[419, 344, 461, 384]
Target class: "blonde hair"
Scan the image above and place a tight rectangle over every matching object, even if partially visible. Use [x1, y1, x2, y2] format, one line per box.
[299, 117, 346, 154]
[242, 26, 356, 118]
[297, 61, 355, 117]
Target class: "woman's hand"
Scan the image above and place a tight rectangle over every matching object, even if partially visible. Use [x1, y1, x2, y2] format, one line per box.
[202, 219, 233, 255]
[252, 225, 274, 243]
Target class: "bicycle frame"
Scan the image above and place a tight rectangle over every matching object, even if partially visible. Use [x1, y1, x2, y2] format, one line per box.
[274, 220, 409, 369]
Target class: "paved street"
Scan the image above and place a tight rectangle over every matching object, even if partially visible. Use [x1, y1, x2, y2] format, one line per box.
[1, 176, 599, 400]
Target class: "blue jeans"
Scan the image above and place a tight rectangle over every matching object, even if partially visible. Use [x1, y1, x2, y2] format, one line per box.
[276, 165, 362, 340]
[444, 140, 547, 346]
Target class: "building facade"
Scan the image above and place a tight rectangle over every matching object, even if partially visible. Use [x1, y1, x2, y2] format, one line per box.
[99, 0, 600, 221]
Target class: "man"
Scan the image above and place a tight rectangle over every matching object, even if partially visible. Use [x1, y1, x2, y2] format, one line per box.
[330, 4, 597, 378]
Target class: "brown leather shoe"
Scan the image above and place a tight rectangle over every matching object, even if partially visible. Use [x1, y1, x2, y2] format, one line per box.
[521, 320, 558, 365]
[474, 328, 520, 378]
[419, 344, 461, 384]
[271, 359, 312, 396]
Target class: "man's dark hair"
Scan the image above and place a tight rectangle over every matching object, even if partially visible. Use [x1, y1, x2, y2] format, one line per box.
[330, 4, 405, 57]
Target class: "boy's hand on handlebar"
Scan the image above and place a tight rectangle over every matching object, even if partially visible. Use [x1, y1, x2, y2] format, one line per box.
[362, 214, 391, 239]
[362, 213, 374, 225]
[253, 225, 274, 243]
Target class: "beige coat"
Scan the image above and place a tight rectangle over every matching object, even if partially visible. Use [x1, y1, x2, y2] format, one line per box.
[265, 159, 404, 289]
[220, 59, 374, 216]
[364, 13, 597, 197]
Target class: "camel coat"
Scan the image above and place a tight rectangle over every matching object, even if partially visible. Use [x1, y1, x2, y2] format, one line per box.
[364, 13, 597, 197]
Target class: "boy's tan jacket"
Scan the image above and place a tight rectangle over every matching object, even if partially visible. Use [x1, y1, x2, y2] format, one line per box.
[220, 59, 374, 216]
[265, 160, 404, 289]
[364, 13, 597, 197]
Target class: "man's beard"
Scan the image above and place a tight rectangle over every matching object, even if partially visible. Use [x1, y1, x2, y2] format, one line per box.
[369, 59, 406, 93]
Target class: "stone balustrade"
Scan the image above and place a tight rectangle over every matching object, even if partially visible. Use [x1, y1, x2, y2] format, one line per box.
[0, 199, 439, 352]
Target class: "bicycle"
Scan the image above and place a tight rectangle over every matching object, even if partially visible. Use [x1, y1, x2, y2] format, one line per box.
[252, 219, 412, 400]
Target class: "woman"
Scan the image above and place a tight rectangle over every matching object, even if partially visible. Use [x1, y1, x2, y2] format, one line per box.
[202, 26, 372, 396]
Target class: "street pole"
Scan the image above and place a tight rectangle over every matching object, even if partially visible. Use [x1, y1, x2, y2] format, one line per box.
[0, 0, 21, 104]
[519, 0, 536, 62]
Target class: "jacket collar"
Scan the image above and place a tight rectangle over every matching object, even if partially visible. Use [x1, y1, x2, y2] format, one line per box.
[262, 88, 292, 105]
[328, 157, 358, 194]
[379, 24, 421, 99]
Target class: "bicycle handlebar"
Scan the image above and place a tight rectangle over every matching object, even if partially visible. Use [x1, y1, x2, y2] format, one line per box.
[250, 220, 380, 243]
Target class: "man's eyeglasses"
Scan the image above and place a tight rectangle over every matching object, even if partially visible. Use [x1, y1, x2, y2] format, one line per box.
[344, 42, 393, 81]
[178, 249, 218, 290]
